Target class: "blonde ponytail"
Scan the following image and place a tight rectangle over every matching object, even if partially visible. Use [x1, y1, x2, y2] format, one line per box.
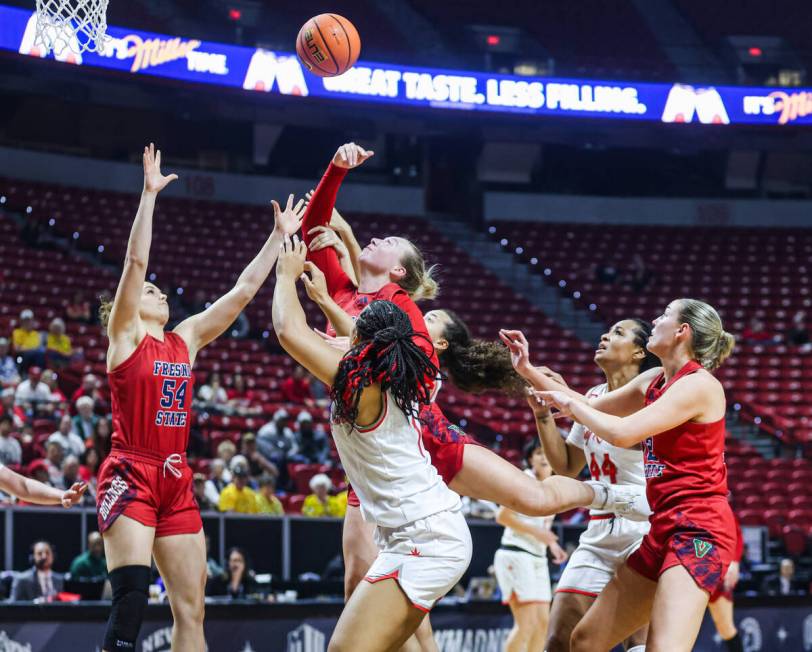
[676, 298, 736, 371]
[99, 297, 113, 329]
[398, 243, 440, 302]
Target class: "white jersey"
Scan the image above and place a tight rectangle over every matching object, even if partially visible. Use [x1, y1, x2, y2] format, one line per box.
[500, 470, 555, 557]
[332, 390, 460, 528]
[567, 383, 646, 516]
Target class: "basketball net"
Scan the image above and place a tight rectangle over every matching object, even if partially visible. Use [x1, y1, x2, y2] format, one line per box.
[34, 0, 110, 55]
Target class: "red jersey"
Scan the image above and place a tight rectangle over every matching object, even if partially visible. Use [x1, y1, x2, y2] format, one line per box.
[642, 360, 728, 513]
[108, 332, 193, 456]
[302, 163, 439, 371]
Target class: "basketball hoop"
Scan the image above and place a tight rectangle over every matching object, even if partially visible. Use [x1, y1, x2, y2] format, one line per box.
[34, 0, 110, 55]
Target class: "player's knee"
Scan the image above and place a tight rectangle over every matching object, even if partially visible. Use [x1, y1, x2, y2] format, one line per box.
[546, 629, 571, 652]
[103, 565, 150, 651]
[172, 587, 205, 628]
[569, 621, 594, 652]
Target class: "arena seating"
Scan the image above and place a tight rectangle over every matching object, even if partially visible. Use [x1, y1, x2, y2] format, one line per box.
[0, 177, 601, 464]
[488, 220, 812, 448]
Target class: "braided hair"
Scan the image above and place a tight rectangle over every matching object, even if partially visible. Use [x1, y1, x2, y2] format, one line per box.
[331, 300, 440, 425]
[437, 310, 526, 396]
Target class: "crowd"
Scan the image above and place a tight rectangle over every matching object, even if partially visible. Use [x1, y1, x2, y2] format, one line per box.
[0, 307, 347, 520]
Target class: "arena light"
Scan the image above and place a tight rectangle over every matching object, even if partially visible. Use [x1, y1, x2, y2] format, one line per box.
[515, 246, 523, 254]
[487, 226, 496, 234]
[228, 8, 242, 21]
[589, 303, 597, 311]
[530, 257, 538, 265]
[748, 46, 763, 58]
[499, 238, 508, 246]
[486, 35, 500, 47]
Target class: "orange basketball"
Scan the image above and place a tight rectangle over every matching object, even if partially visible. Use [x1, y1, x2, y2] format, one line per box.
[296, 14, 361, 77]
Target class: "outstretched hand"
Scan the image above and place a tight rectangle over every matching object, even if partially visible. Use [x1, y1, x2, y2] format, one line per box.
[276, 235, 308, 279]
[271, 194, 306, 237]
[301, 261, 330, 304]
[143, 143, 178, 194]
[498, 329, 532, 376]
[534, 390, 574, 419]
[332, 142, 374, 169]
[61, 482, 87, 508]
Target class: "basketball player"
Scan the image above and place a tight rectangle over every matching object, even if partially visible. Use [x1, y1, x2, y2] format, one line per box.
[494, 442, 568, 652]
[96, 144, 304, 652]
[526, 319, 658, 652]
[509, 299, 737, 651]
[272, 236, 472, 652]
[707, 514, 744, 652]
[0, 463, 85, 506]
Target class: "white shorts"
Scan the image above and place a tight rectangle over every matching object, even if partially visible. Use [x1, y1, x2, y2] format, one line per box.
[494, 548, 552, 604]
[365, 506, 472, 612]
[556, 515, 649, 597]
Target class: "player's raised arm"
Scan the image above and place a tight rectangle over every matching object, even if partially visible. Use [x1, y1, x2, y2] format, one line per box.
[302, 143, 373, 295]
[273, 236, 344, 386]
[174, 195, 304, 362]
[107, 144, 177, 345]
[301, 262, 356, 337]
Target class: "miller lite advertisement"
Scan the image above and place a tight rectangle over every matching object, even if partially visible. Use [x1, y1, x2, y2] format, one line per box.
[1, 3, 811, 125]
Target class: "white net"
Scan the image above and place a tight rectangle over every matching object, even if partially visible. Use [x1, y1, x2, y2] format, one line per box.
[34, 0, 110, 55]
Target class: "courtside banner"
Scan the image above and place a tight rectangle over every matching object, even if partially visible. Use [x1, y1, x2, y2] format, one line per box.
[1, 4, 811, 125]
[0, 605, 809, 651]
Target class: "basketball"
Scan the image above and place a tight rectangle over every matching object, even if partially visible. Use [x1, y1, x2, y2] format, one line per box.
[295, 14, 360, 77]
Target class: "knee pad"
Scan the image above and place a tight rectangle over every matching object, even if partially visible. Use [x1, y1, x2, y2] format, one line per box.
[103, 565, 150, 651]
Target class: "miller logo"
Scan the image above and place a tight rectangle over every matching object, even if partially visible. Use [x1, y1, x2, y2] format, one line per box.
[120, 34, 201, 73]
[768, 91, 812, 125]
[303, 29, 327, 64]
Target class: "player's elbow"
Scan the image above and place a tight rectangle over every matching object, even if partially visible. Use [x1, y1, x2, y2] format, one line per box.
[123, 254, 147, 270]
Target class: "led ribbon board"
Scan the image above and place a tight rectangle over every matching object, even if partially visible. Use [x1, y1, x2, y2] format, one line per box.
[1, 4, 811, 125]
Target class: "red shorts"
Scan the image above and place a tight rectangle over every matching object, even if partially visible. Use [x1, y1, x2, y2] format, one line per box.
[627, 497, 736, 595]
[347, 403, 475, 507]
[96, 446, 202, 538]
[708, 586, 733, 603]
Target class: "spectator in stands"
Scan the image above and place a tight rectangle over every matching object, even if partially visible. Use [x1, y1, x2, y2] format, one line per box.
[88, 418, 112, 459]
[71, 374, 106, 413]
[239, 432, 278, 479]
[69, 531, 106, 580]
[281, 365, 314, 407]
[79, 447, 101, 488]
[216, 439, 237, 470]
[257, 408, 297, 468]
[204, 535, 223, 581]
[785, 310, 811, 350]
[197, 372, 229, 411]
[66, 292, 92, 324]
[762, 558, 805, 596]
[45, 318, 74, 369]
[207, 547, 255, 600]
[227, 374, 261, 416]
[742, 316, 775, 344]
[43, 441, 64, 486]
[10, 540, 63, 601]
[0, 414, 22, 466]
[308, 373, 330, 408]
[205, 458, 229, 506]
[27, 459, 51, 487]
[193, 473, 216, 511]
[0, 388, 24, 428]
[218, 462, 258, 514]
[14, 367, 51, 414]
[12, 309, 45, 370]
[292, 411, 329, 465]
[60, 455, 81, 492]
[71, 396, 98, 440]
[41, 369, 68, 415]
[48, 415, 86, 458]
[255, 474, 284, 515]
[0, 338, 20, 388]
[625, 253, 653, 291]
[302, 474, 344, 518]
